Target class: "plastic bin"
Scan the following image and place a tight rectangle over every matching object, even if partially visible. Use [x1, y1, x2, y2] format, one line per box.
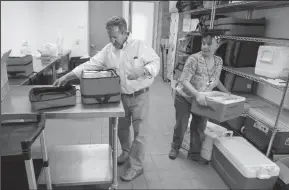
[255, 46, 289, 79]
[211, 136, 280, 190]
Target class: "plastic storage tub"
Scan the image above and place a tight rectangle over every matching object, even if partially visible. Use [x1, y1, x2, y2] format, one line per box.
[255, 46, 289, 79]
[191, 91, 246, 122]
[200, 122, 232, 161]
[6, 55, 33, 77]
[211, 136, 280, 190]
[80, 69, 121, 104]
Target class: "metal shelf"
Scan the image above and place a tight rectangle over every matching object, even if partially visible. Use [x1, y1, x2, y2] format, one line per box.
[213, 1, 289, 14]
[179, 31, 201, 36]
[234, 93, 289, 132]
[222, 66, 288, 91]
[180, 1, 289, 16]
[38, 144, 112, 186]
[220, 35, 289, 46]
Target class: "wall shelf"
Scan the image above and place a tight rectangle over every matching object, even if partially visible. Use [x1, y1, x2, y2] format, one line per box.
[239, 93, 289, 132]
[222, 66, 288, 91]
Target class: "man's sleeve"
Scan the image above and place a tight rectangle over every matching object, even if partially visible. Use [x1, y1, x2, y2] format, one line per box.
[138, 42, 160, 78]
[72, 45, 109, 78]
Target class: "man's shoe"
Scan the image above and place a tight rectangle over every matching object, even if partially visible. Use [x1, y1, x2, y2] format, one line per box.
[169, 148, 179, 160]
[117, 151, 129, 165]
[120, 168, 143, 181]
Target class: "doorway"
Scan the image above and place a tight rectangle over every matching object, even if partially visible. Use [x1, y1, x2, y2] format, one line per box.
[131, 2, 155, 48]
[88, 1, 123, 56]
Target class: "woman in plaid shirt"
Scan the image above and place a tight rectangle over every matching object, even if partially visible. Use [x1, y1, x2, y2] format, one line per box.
[169, 30, 230, 165]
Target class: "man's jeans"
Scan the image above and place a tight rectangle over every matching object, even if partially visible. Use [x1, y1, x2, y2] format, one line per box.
[118, 90, 149, 170]
[171, 92, 207, 156]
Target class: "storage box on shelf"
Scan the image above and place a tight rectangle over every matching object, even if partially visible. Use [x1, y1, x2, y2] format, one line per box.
[255, 46, 289, 79]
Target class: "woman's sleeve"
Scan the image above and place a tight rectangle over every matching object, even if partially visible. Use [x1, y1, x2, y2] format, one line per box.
[178, 55, 197, 82]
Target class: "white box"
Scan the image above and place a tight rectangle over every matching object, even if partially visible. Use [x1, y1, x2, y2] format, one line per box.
[255, 46, 289, 79]
[1, 50, 12, 101]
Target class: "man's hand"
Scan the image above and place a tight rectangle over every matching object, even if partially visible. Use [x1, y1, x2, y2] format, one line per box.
[53, 76, 67, 87]
[196, 92, 207, 107]
[127, 67, 144, 80]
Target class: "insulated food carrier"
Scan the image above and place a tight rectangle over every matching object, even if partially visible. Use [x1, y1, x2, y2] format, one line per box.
[6, 55, 34, 77]
[80, 69, 121, 104]
[29, 84, 77, 110]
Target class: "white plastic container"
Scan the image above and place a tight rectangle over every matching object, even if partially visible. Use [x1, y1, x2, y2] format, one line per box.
[211, 136, 280, 190]
[255, 46, 289, 79]
[200, 122, 232, 161]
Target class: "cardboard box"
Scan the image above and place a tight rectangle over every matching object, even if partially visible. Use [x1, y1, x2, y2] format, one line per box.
[1, 50, 12, 101]
[191, 91, 246, 122]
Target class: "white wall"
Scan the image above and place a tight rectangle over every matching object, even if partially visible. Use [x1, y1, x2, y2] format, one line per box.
[1, 1, 89, 57]
[1, 1, 43, 55]
[41, 1, 89, 57]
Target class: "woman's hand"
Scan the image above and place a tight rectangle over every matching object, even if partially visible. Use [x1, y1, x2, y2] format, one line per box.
[196, 92, 207, 107]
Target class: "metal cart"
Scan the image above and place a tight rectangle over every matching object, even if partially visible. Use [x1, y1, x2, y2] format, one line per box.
[1, 85, 125, 190]
[1, 113, 52, 190]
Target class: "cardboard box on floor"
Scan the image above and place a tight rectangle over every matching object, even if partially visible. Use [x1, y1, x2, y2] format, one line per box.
[1, 50, 12, 101]
[191, 91, 246, 123]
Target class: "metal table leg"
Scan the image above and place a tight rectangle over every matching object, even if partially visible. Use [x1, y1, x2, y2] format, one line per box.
[24, 159, 37, 190]
[109, 117, 119, 190]
[40, 130, 52, 190]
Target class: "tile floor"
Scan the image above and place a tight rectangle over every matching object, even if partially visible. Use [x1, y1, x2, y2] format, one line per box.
[33, 76, 229, 189]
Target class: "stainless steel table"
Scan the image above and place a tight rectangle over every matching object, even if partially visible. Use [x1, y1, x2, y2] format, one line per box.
[8, 50, 71, 86]
[1, 85, 125, 190]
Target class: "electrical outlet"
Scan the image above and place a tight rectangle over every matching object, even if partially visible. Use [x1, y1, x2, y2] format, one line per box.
[76, 40, 80, 45]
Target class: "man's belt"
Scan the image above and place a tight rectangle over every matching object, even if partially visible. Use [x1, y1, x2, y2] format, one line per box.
[122, 87, 149, 97]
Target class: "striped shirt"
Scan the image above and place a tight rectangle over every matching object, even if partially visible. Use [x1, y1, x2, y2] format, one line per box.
[176, 51, 223, 101]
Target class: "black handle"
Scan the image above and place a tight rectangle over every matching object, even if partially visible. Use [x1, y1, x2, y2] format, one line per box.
[21, 114, 46, 153]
